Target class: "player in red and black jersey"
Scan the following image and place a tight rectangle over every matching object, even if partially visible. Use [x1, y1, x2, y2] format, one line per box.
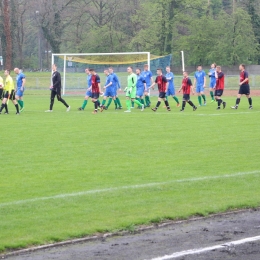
[89, 69, 103, 114]
[214, 66, 226, 110]
[231, 64, 252, 109]
[150, 68, 171, 112]
[178, 71, 197, 112]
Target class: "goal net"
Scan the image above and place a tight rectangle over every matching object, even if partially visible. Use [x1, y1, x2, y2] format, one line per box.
[51, 52, 172, 95]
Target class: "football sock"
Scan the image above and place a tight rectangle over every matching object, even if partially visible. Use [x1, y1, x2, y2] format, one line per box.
[94, 101, 98, 110]
[140, 99, 145, 105]
[236, 98, 240, 106]
[0, 103, 5, 112]
[166, 96, 168, 101]
[106, 98, 113, 108]
[82, 100, 88, 109]
[145, 96, 150, 106]
[173, 96, 179, 104]
[15, 104, 19, 113]
[116, 97, 122, 107]
[20, 100, 24, 108]
[17, 100, 22, 108]
[5, 103, 8, 113]
[164, 100, 170, 108]
[202, 94, 206, 102]
[248, 97, 252, 106]
[198, 96, 202, 105]
[113, 99, 118, 108]
[210, 91, 214, 100]
[188, 100, 194, 107]
[134, 99, 142, 106]
[155, 101, 161, 108]
[126, 99, 131, 110]
[97, 100, 101, 107]
[217, 99, 222, 107]
[147, 95, 151, 105]
[182, 101, 186, 109]
[131, 101, 135, 107]
[101, 100, 106, 106]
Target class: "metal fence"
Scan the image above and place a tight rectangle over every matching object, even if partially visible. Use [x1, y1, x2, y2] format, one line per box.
[25, 75, 259, 95]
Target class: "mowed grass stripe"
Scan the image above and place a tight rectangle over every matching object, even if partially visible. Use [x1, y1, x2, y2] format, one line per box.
[0, 95, 260, 252]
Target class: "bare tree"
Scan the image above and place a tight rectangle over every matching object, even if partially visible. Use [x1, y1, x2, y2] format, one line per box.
[3, 0, 12, 69]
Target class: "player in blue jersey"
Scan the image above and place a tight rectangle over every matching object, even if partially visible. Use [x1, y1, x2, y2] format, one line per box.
[107, 67, 122, 109]
[208, 63, 216, 102]
[100, 70, 116, 111]
[141, 64, 153, 107]
[14, 68, 26, 112]
[136, 68, 146, 108]
[165, 66, 180, 107]
[194, 65, 207, 106]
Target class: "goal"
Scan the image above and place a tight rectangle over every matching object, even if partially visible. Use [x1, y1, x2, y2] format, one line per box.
[51, 52, 172, 95]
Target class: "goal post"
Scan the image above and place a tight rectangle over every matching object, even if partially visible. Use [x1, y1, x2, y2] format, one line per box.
[51, 52, 172, 96]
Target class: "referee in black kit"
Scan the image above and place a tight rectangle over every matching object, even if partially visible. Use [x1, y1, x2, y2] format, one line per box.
[45, 64, 70, 112]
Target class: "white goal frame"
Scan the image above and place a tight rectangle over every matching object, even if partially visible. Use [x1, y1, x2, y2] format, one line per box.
[51, 52, 151, 95]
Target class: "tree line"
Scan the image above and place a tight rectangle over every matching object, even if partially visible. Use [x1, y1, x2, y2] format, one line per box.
[0, 0, 259, 70]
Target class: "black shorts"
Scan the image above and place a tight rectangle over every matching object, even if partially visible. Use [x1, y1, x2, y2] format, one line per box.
[159, 92, 166, 99]
[4, 90, 15, 100]
[91, 93, 99, 99]
[239, 84, 250, 95]
[214, 89, 223, 97]
[183, 94, 190, 101]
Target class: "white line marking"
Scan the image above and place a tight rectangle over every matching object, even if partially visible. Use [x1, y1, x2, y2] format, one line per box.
[0, 171, 259, 208]
[150, 235, 260, 260]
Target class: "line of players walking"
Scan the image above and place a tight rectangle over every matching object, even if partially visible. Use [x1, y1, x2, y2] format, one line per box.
[0, 68, 25, 115]
[73, 63, 253, 114]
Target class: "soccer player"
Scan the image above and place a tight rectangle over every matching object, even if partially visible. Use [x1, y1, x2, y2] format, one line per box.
[208, 63, 216, 102]
[0, 75, 4, 100]
[14, 68, 26, 112]
[136, 68, 146, 108]
[165, 66, 180, 107]
[231, 64, 253, 109]
[141, 64, 153, 107]
[0, 70, 20, 115]
[194, 65, 207, 106]
[124, 67, 144, 112]
[107, 67, 122, 110]
[150, 68, 171, 112]
[214, 66, 226, 110]
[89, 68, 103, 114]
[178, 71, 197, 112]
[45, 64, 70, 112]
[78, 68, 92, 111]
[100, 69, 116, 110]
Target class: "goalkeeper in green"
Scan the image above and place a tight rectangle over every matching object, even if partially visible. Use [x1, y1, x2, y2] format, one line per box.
[124, 67, 144, 112]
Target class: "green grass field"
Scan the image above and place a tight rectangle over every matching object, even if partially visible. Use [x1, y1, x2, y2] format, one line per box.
[1, 94, 260, 253]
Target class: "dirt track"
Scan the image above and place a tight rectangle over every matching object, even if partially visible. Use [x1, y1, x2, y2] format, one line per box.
[3, 208, 260, 260]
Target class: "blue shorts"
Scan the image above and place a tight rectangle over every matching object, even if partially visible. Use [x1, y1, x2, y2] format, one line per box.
[136, 88, 144, 97]
[105, 88, 115, 97]
[16, 89, 24, 97]
[209, 80, 216, 88]
[85, 90, 92, 97]
[167, 87, 175, 96]
[196, 85, 204, 93]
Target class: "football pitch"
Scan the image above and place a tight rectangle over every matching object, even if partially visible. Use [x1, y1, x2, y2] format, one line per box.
[1, 94, 260, 253]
